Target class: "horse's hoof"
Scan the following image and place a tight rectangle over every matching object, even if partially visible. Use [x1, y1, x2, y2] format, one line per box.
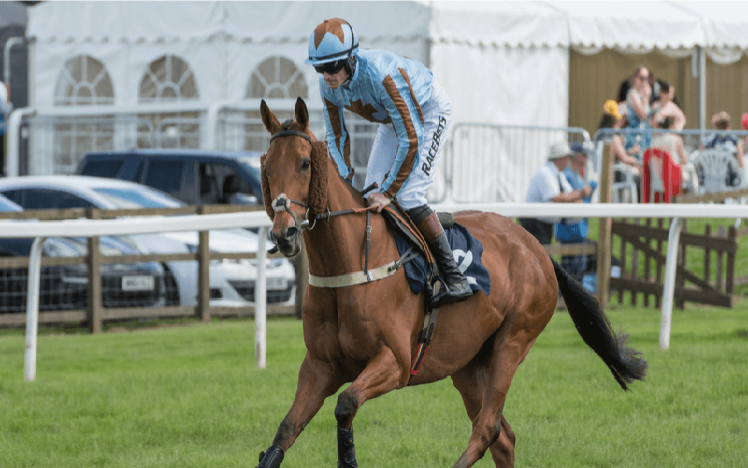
[256, 444, 284, 468]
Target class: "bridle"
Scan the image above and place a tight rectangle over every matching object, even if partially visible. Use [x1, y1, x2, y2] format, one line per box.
[267, 123, 380, 233]
[267, 125, 318, 231]
[266, 124, 393, 277]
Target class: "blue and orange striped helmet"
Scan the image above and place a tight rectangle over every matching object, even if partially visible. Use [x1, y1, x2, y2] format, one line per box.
[305, 18, 359, 66]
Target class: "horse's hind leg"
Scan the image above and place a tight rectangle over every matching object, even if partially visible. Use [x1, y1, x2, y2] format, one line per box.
[450, 320, 543, 468]
[452, 364, 516, 467]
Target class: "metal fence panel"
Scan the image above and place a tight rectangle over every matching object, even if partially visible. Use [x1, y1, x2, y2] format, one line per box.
[446, 124, 591, 203]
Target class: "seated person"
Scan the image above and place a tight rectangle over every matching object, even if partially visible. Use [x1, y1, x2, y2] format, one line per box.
[649, 81, 686, 131]
[704, 111, 744, 187]
[601, 100, 642, 199]
[556, 143, 597, 280]
[520, 141, 593, 246]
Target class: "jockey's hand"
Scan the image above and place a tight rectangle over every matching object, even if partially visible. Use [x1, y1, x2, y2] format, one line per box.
[367, 192, 391, 213]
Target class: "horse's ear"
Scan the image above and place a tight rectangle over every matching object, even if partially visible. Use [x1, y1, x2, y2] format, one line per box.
[260, 154, 274, 220]
[260, 99, 281, 135]
[295, 97, 309, 129]
[308, 141, 329, 215]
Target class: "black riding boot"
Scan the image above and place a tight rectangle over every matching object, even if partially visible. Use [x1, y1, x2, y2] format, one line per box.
[411, 208, 473, 308]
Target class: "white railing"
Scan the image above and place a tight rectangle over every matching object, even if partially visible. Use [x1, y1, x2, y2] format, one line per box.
[432, 202, 746, 352]
[2, 202, 746, 381]
[0, 210, 273, 381]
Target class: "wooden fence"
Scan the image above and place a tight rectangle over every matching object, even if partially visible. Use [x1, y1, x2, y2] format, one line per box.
[610, 218, 745, 309]
[0, 205, 307, 332]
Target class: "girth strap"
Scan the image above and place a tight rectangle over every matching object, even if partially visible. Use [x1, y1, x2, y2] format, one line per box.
[308, 247, 419, 288]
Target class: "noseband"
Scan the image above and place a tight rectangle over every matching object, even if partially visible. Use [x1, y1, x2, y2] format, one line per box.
[268, 124, 317, 231]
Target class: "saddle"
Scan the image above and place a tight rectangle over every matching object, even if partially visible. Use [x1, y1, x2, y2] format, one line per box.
[380, 202, 456, 298]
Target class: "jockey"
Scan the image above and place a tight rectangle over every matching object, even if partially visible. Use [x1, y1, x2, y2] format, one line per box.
[306, 18, 471, 308]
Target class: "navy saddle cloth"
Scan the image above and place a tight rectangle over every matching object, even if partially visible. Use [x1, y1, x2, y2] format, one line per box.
[392, 222, 491, 297]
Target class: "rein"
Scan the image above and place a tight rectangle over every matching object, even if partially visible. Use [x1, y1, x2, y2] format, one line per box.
[268, 124, 438, 378]
[268, 126, 418, 287]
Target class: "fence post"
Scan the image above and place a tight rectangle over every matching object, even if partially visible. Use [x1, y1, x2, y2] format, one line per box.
[596, 142, 613, 309]
[86, 208, 103, 334]
[726, 226, 737, 296]
[660, 217, 683, 350]
[24, 236, 47, 382]
[198, 206, 210, 322]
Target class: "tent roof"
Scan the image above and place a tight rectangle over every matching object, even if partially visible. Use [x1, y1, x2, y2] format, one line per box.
[678, 1, 748, 49]
[25, 1, 748, 50]
[550, 1, 705, 49]
[425, 1, 567, 48]
[27, 1, 432, 44]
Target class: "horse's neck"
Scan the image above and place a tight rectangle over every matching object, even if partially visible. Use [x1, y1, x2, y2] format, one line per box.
[304, 169, 393, 277]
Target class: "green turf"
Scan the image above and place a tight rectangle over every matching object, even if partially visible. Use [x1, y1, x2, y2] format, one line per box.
[1, 301, 747, 467]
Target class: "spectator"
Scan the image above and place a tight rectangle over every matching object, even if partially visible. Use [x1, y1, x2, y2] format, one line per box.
[625, 65, 653, 160]
[601, 100, 642, 200]
[652, 117, 688, 166]
[556, 142, 597, 280]
[704, 111, 744, 187]
[649, 80, 686, 131]
[602, 100, 643, 171]
[742, 113, 748, 186]
[520, 141, 593, 246]
[647, 116, 692, 198]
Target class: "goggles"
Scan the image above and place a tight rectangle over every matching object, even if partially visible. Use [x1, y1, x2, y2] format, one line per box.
[314, 59, 346, 75]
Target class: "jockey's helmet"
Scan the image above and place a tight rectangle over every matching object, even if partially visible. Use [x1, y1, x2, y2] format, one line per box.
[306, 18, 359, 66]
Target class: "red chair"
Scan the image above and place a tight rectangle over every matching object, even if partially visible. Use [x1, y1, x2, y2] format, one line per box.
[642, 148, 681, 203]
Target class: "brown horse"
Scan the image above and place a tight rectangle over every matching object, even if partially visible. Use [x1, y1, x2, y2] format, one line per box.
[255, 98, 646, 468]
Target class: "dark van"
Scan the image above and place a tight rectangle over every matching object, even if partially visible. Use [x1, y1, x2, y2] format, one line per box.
[75, 149, 264, 206]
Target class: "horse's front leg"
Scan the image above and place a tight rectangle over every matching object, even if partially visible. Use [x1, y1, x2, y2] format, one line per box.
[256, 353, 345, 468]
[334, 346, 410, 468]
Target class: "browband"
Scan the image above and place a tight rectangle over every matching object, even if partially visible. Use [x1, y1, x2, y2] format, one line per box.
[269, 129, 312, 144]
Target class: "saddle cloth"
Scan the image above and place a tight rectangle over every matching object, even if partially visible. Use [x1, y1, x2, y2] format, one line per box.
[392, 222, 492, 297]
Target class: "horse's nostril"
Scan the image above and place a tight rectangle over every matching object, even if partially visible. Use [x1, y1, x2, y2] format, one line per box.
[285, 226, 298, 239]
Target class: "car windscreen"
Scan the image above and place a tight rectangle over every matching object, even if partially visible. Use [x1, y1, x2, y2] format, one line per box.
[237, 157, 262, 181]
[79, 160, 124, 178]
[93, 187, 184, 209]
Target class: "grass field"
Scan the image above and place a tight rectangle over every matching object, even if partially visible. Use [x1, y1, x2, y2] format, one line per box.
[1, 300, 747, 468]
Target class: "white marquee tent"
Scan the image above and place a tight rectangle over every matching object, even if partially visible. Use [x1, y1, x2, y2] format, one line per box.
[20, 1, 748, 201]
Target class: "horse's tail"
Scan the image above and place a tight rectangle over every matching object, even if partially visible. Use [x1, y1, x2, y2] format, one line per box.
[551, 258, 648, 391]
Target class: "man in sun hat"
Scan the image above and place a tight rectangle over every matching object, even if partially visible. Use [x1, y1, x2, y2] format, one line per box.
[520, 141, 594, 246]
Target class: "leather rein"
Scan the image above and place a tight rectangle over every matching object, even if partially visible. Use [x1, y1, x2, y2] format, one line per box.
[267, 126, 418, 287]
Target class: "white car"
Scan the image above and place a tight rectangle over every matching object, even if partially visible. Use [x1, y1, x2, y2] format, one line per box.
[0, 176, 296, 307]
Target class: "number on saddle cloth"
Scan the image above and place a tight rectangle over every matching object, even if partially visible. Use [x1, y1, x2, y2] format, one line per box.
[382, 208, 492, 299]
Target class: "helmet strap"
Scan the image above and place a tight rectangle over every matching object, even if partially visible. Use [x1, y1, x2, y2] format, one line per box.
[341, 56, 357, 86]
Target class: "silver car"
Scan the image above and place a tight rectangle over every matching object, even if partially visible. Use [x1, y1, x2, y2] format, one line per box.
[0, 176, 296, 307]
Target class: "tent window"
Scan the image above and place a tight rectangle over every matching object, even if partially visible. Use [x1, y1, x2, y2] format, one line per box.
[52, 55, 116, 174]
[55, 55, 114, 106]
[242, 56, 308, 152]
[139, 55, 199, 102]
[138, 55, 200, 149]
[247, 56, 308, 99]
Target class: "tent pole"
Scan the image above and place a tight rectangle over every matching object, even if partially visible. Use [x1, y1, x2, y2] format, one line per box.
[696, 46, 706, 133]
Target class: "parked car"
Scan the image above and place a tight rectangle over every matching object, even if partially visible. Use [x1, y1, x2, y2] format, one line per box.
[0, 176, 295, 307]
[0, 194, 166, 314]
[75, 149, 265, 207]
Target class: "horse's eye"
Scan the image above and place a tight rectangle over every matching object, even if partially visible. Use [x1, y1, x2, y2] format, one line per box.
[301, 159, 311, 171]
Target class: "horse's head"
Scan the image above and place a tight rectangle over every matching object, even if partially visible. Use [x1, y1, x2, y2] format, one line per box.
[260, 97, 328, 257]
